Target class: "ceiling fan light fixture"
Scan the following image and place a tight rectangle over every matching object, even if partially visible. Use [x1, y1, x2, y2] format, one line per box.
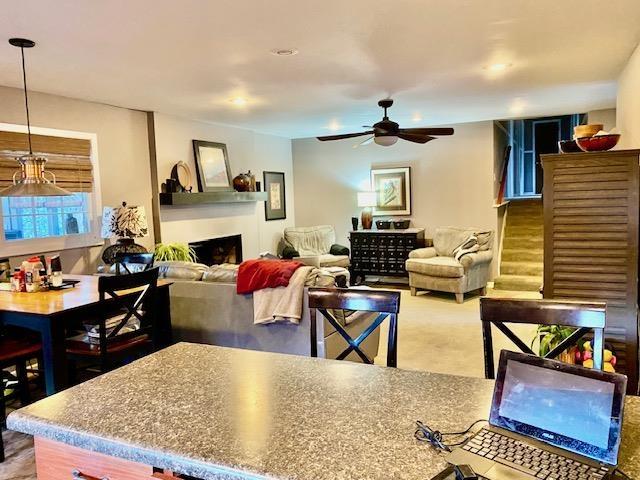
[374, 135, 398, 147]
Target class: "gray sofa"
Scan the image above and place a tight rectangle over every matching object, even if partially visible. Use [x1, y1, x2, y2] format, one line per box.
[168, 280, 380, 362]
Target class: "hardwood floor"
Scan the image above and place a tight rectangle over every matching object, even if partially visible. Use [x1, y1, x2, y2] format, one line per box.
[0, 429, 35, 480]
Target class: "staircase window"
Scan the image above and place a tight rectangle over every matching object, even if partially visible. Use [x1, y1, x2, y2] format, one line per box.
[506, 114, 584, 199]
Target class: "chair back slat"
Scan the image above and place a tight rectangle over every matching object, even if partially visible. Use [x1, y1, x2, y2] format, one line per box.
[479, 297, 607, 378]
[308, 287, 400, 314]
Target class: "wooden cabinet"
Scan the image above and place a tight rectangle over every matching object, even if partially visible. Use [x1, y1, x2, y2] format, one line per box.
[542, 149, 640, 393]
[34, 437, 181, 480]
[349, 228, 425, 279]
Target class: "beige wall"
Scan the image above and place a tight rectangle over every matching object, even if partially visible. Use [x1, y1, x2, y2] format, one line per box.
[617, 43, 640, 149]
[154, 113, 295, 258]
[0, 86, 153, 273]
[292, 120, 498, 275]
[587, 108, 617, 132]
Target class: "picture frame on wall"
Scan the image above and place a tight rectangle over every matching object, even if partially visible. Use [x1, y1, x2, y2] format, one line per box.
[370, 167, 411, 216]
[192, 140, 233, 192]
[263, 171, 286, 221]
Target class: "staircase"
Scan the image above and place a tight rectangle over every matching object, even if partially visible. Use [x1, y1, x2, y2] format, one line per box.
[494, 199, 543, 291]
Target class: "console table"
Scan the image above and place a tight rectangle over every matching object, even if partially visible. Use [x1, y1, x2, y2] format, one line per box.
[349, 228, 426, 281]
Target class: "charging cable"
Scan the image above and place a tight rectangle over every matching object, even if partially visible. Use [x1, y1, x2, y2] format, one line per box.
[415, 419, 487, 452]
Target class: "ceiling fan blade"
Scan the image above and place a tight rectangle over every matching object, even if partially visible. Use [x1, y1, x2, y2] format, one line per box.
[317, 131, 373, 141]
[353, 136, 374, 148]
[397, 133, 436, 144]
[399, 127, 454, 136]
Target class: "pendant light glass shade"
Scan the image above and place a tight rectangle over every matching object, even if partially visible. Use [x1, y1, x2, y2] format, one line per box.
[1, 38, 71, 197]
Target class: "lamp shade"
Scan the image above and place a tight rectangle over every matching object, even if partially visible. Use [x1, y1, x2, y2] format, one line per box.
[357, 191, 377, 208]
[101, 203, 148, 239]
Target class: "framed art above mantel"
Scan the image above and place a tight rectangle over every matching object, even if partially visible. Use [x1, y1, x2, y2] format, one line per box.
[371, 167, 411, 216]
[192, 140, 233, 192]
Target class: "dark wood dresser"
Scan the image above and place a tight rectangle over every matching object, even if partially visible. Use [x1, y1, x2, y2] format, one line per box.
[349, 228, 425, 280]
[542, 149, 640, 393]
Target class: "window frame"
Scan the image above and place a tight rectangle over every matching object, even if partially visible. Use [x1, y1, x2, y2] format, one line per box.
[0, 123, 103, 257]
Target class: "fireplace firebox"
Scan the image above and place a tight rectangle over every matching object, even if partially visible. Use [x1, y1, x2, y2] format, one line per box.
[189, 235, 242, 266]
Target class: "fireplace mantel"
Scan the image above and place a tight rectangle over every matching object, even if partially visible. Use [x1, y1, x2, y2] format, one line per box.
[159, 191, 267, 206]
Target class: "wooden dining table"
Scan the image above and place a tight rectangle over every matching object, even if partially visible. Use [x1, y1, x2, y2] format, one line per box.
[0, 274, 173, 395]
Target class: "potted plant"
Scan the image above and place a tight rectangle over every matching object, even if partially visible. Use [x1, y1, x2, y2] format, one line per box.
[532, 325, 577, 364]
[153, 243, 196, 263]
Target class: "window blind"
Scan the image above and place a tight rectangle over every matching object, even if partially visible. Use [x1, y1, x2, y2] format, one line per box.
[0, 130, 93, 192]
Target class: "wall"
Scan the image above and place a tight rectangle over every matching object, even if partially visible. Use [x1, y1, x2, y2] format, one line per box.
[587, 108, 617, 132]
[153, 113, 295, 258]
[0, 86, 152, 273]
[617, 42, 640, 149]
[292, 120, 498, 274]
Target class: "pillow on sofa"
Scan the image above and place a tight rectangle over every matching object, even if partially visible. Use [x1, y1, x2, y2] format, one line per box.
[155, 261, 207, 281]
[202, 263, 239, 283]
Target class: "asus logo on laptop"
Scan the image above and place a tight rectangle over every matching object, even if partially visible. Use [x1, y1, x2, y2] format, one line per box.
[541, 433, 555, 440]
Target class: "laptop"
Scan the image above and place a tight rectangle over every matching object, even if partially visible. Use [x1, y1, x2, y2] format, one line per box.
[445, 350, 627, 480]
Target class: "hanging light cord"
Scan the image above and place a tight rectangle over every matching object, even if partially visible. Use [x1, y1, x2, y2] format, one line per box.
[19, 44, 33, 154]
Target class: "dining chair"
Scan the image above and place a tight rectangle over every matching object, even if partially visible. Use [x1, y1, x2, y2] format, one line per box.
[66, 268, 160, 376]
[308, 287, 401, 367]
[0, 326, 42, 462]
[113, 252, 155, 275]
[479, 297, 606, 379]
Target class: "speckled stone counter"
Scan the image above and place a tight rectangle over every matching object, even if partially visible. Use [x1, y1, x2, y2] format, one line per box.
[7, 343, 640, 479]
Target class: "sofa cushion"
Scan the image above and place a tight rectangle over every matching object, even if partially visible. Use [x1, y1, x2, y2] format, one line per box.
[156, 261, 207, 281]
[433, 226, 478, 257]
[284, 225, 336, 256]
[405, 256, 464, 278]
[318, 254, 350, 268]
[202, 263, 239, 283]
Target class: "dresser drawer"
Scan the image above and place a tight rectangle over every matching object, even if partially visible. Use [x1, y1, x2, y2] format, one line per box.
[35, 437, 154, 480]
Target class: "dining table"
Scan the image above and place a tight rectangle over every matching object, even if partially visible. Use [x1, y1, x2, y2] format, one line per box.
[0, 274, 173, 395]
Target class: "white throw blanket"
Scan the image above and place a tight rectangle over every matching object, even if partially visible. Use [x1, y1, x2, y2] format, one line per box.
[253, 266, 314, 324]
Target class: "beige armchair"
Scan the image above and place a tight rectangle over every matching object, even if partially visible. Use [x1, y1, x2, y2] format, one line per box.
[279, 225, 350, 268]
[405, 227, 493, 303]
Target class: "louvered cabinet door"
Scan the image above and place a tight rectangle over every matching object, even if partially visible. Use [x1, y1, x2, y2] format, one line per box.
[543, 150, 640, 394]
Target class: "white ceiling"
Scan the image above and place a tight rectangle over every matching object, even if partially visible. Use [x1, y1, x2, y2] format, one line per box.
[1, 0, 640, 139]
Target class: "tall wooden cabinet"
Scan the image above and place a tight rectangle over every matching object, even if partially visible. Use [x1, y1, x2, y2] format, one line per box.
[542, 149, 640, 393]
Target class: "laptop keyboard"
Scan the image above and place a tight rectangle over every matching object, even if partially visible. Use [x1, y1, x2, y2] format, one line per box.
[461, 429, 610, 479]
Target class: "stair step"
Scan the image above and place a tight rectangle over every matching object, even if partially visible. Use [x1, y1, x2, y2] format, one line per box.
[502, 237, 544, 249]
[493, 274, 543, 292]
[501, 248, 544, 263]
[501, 261, 543, 276]
[504, 225, 544, 236]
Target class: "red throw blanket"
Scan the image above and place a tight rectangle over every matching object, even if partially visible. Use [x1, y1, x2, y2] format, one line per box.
[236, 259, 304, 294]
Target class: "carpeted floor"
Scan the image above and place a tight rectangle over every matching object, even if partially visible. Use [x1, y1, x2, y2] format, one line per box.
[0, 286, 538, 478]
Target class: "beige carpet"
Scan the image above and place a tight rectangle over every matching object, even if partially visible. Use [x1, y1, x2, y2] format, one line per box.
[0, 287, 539, 478]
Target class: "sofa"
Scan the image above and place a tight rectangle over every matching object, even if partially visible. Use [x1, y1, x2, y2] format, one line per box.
[159, 262, 380, 362]
[405, 227, 493, 303]
[280, 225, 350, 268]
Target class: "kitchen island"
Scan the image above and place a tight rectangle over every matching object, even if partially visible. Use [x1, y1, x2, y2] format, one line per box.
[8, 343, 640, 479]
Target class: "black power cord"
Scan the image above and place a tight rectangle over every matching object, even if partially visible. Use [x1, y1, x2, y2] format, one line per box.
[415, 419, 487, 452]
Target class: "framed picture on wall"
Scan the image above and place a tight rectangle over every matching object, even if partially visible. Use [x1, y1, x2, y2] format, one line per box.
[263, 171, 286, 221]
[192, 140, 233, 192]
[370, 167, 411, 216]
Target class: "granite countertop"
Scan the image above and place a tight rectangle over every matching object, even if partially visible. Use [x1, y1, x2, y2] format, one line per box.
[8, 343, 640, 480]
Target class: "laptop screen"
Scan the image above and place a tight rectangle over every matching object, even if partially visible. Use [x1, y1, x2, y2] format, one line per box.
[490, 351, 626, 466]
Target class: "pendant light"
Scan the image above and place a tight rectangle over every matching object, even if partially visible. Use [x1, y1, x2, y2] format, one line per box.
[0, 38, 71, 197]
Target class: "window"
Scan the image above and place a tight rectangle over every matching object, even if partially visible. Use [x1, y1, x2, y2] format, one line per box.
[2, 193, 91, 241]
[0, 123, 102, 257]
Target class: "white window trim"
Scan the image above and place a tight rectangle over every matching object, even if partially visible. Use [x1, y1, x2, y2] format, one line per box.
[0, 123, 103, 257]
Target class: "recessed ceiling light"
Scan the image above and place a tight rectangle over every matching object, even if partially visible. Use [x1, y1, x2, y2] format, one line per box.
[270, 48, 299, 56]
[486, 63, 512, 72]
[229, 97, 248, 106]
[327, 120, 341, 131]
[412, 114, 423, 122]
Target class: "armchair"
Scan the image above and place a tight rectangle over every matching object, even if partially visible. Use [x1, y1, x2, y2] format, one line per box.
[405, 227, 493, 303]
[280, 225, 350, 268]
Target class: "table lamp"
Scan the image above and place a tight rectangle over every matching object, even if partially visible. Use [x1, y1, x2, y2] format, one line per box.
[357, 191, 377, 230]
[100, 202, 149, 264]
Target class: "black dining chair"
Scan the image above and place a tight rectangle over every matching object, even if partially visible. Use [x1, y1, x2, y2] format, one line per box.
[1, 326, 42, 462]
[479, 297, 607, 379]
[113, 252, 155, 275]
[66, 268, 160, 377]
[308, 287, 401, 367]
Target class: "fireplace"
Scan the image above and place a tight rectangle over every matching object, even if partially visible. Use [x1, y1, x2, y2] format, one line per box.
[189, 234, 243, 266]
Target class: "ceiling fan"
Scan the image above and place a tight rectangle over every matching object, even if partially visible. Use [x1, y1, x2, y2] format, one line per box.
[316, 99, 454, 147]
